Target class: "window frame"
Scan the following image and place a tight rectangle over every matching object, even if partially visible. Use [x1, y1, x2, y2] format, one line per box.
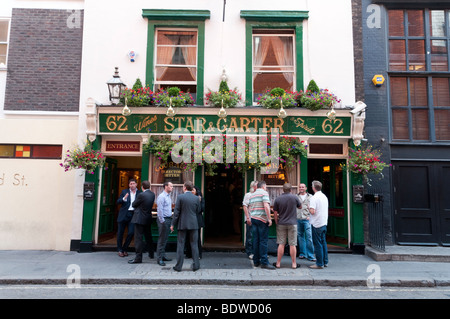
[241, 11, 308, 106]
[387, 8, 450, 144]
[0, 18, 11, 69]
[153, 27, 198, 90]
[251, 30, 296, 103]
[142, 9, 209, 105]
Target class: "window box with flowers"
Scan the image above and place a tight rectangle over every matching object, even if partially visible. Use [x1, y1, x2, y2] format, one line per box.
[60, 142, 105, 174]
[120, 78, 154, 107]
[297, 80, 341, 111]
[257, 87, 299, 109]
[153, 86, 195, 107]
[205, 80, 243, 108]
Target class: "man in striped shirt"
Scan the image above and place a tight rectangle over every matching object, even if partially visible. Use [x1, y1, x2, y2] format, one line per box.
[248, 181, 275, 269]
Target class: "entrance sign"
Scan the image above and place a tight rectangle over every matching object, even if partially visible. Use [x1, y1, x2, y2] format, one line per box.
[105, 140, 140, 152]
[99, 113, 351, 136]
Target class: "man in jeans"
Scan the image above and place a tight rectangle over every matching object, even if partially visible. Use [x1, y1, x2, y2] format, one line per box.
[308, 180, 329, 269]
[248, 181, 275, 270]
[296, 183, 315, 262]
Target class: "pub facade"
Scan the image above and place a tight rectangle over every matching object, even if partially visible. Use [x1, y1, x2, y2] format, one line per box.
[0, 0, 369, 253]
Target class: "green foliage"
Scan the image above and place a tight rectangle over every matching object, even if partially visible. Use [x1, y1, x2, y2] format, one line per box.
[153, 87, 195, 107]
[300, 89, 340, 111]
[306, 79, 320, 93]
[132, 78, 143, 91]
[205, 88, 242, 108]
[270, 87, 286, 97]
[219, 80, 230, 94]
[144, 135, 308, 176]
[257, 90, 297, 108]
[341, 144, 391, 176]
[167, 87, 181, 97]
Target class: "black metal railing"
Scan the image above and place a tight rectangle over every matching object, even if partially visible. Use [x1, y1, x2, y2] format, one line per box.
[365, 189, 385, 252]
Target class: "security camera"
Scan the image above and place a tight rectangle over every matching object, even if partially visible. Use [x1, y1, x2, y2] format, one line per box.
[350, 101, 367, 115]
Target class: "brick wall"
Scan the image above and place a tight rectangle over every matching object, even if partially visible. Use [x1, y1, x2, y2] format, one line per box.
[4, 8, 83, 112]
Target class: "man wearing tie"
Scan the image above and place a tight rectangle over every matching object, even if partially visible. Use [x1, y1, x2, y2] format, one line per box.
[116, 179, 140, 257]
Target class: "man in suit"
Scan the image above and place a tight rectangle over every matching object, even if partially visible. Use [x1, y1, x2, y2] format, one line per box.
[128, 180, 156, 264]
[170, 181, 201, 272]
[116, 178, 141, 257]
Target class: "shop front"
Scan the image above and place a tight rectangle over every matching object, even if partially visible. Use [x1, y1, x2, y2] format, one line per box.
[78, 104, 365, 253]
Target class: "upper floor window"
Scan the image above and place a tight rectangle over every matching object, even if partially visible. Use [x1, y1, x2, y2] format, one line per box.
[0, 19, 10, 68]
[252, 29, 295, 103]
[154, 29, 198, 100]
[388, 9, 450, 142]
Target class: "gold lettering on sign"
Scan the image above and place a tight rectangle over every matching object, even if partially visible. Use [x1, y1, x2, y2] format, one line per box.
[293, 117, 315, 134]
[164, 117, 176, 132]
[134, 115, 157, 132]
[106, 115, 128, 131]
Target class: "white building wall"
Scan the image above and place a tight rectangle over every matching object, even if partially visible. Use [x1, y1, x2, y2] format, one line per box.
[0, 0, 355, 250]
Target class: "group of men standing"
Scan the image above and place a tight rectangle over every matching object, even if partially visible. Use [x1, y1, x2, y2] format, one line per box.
[116, 179, 203, 271]
[116, 177, 329, 271]
[243, 180, 329, 270]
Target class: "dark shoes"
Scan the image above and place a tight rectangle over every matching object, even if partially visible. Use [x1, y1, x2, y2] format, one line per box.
[157, 260, 166, 266]
[128, 259, 142, 264]
[261, 264, 276, 270]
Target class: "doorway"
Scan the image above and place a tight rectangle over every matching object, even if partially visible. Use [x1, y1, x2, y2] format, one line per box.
[308, 159, 348, 247]
[203, 165, 244, 249]
[97, 156, 141, 247]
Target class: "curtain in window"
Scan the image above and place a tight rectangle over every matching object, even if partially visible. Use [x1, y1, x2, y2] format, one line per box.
[253, 36, 270, 81]
[271, 36, 294, 87]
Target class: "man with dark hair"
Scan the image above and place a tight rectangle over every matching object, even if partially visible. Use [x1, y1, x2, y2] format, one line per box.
[128, 180, 156, 264]
[273, 183, 301, 269]
[116, 178, 140, 257]
[309, 180, 329, 269]
[171, 181, 202, 272]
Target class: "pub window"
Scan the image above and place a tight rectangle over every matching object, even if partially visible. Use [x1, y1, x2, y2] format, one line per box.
[256, 162, 299, 204]
[0, 19, 10, 68]
[150, 155, 194, 200]
[252, 29, 295, 103]
[388, 9, 450, 142]
[154, 29, 198, 101]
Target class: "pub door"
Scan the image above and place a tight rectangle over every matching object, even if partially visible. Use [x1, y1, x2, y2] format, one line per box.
[98, 158, 118, 238]
[308, 159, 348, 247]
[203, 165, 244, 249]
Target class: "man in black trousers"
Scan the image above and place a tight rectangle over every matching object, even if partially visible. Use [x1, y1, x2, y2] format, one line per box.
[170, 181, 202, 272]
[128, 180, 156, 264]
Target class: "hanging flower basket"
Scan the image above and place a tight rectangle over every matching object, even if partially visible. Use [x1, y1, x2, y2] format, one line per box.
[60, 142, 105, 174]
[341, 145, 390, 176]
[144, 135, 308, 176]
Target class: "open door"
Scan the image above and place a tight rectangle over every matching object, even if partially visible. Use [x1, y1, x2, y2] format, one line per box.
[98, 158, 118, 237]
[308, 159, 348, 247]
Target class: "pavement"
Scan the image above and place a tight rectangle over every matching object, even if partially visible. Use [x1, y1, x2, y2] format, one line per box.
[0, 246, 449, 287]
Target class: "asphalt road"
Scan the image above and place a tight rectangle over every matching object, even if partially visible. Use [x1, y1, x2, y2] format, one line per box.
[1, 284, 450, 299]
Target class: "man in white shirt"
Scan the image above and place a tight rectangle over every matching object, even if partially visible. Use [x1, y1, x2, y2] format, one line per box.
[308, 180, 329, 269]
[242, 181, 257, 259]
